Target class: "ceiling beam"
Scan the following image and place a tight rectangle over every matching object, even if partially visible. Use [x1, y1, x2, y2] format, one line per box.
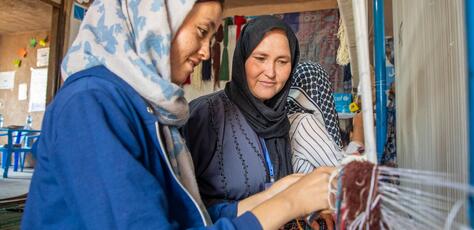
[39, 0, 61, 8]
[223, 0, 338, 17]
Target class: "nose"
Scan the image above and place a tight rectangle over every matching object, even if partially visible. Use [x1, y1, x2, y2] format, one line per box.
[198, 41, 211, 61]
[263, 61, 276, 79]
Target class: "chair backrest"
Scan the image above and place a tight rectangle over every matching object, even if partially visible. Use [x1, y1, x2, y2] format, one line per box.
[1, 130, 40, 149]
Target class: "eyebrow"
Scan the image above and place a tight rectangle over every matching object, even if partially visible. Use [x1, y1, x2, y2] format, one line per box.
[277, 55, 291, 60]
[253, 52, 290, 59]
[204, 17, 217, 31]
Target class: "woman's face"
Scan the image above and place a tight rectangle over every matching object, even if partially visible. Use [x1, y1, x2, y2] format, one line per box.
[245, 30, 292, 101]
[170, 2, 222, 85]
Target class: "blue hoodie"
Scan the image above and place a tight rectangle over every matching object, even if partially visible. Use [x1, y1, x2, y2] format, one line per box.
[22, 66, 262, 230]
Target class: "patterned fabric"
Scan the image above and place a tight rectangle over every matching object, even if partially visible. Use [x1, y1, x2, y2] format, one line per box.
[277, 10, 344, 92]
[280, 214, 334, 230]
[382, 88, 397, 166]
[60, 0, 210, 222]
[288, 62, 342, 148]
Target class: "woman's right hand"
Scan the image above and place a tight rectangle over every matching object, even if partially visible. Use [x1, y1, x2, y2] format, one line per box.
[251, 167, 335, 229]
[278, 167, 334, 216]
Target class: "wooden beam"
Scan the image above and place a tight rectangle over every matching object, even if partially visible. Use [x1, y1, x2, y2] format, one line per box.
[45, 0, 67, 104]
[223, 0, 338, 17]
[39, 0, 61, 8]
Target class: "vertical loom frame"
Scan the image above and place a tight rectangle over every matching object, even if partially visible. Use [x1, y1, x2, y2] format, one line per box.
[373, 0, 387, 162]
[351, 0, 377, 163]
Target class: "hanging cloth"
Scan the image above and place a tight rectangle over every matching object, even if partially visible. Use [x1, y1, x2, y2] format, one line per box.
[336, 18, 350, 66]
[212, 25, 223, 84]
[191, 63, 203, 89]
[234, 15, 247, 40]
[218, 18, 232, 82]
[201, 59, 212, 81]
[343, 63, 352, 82]
[183, 75, 191, 85]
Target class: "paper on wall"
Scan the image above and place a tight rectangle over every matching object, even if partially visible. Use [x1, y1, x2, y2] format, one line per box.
[0, 71, 15, 89]
[37, 48, 50, 67]
[18, 83, 27, 101]
[29, 68, 48, 112]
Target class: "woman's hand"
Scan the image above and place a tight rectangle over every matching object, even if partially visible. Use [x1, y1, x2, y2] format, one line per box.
[237, 174, 304, 216]
[278, 167, 334, 216]
[251, 167, 335, 229]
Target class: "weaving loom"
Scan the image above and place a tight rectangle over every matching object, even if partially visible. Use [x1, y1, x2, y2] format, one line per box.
[330, 0, 471, 229]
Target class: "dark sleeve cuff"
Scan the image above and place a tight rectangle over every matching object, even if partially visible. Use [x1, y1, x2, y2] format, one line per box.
[232, 212, 262, 230]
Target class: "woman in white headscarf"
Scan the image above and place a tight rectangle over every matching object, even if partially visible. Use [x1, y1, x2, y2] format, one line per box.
[22, 1, 333, 229]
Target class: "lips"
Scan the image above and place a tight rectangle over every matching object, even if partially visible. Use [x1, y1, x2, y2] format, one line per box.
[189, 58, 200, 67]
[258, 80, 277, 87]
[185, 59, 199, 74]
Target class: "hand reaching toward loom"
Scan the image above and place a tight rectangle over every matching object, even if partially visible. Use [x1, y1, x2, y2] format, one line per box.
[251, 167, 335, 230]
[278, 167, 335, 215]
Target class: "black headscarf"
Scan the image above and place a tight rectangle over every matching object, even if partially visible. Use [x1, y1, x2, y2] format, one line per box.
[225, 15, 299, 179]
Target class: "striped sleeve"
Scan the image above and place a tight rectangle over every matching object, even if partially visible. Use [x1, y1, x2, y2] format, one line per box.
[289, 113, 343, 174]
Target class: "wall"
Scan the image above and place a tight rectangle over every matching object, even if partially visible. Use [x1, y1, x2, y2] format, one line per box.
[0, 31, 50, 130]
[184, 81, 226, 101]
[393, 0, 467, 222]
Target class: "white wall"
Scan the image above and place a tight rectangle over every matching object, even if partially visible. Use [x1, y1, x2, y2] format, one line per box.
[183, 81, 226, 101]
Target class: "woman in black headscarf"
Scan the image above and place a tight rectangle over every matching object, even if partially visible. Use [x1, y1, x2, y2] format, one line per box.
[183, 15, 303, 221]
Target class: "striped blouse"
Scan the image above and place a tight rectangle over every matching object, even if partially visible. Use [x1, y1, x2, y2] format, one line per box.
[289, 112, 363, 173]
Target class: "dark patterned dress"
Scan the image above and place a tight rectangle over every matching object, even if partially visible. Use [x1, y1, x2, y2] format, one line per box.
[183, 91, 271, 215]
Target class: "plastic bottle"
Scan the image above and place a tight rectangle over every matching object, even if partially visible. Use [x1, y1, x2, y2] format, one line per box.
[25, 114, 32, 129]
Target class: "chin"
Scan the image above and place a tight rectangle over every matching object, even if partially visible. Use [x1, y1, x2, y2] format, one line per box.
[255, 94, 274, 101]
[171, 75, 185, 85]
[253, 89, 272, 99]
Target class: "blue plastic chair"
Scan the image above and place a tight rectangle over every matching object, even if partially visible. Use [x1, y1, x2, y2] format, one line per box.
[19, 134, 40, 171]
[1, 127, 40, 178]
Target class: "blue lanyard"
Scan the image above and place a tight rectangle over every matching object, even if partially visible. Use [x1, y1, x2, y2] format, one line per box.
[259, 137, 275, 183]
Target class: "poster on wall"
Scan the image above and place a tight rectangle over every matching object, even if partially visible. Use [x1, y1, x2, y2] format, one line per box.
[29, 68, 48, 112]
[0, 71, 15, 89]
[36, 48, 50, 67]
